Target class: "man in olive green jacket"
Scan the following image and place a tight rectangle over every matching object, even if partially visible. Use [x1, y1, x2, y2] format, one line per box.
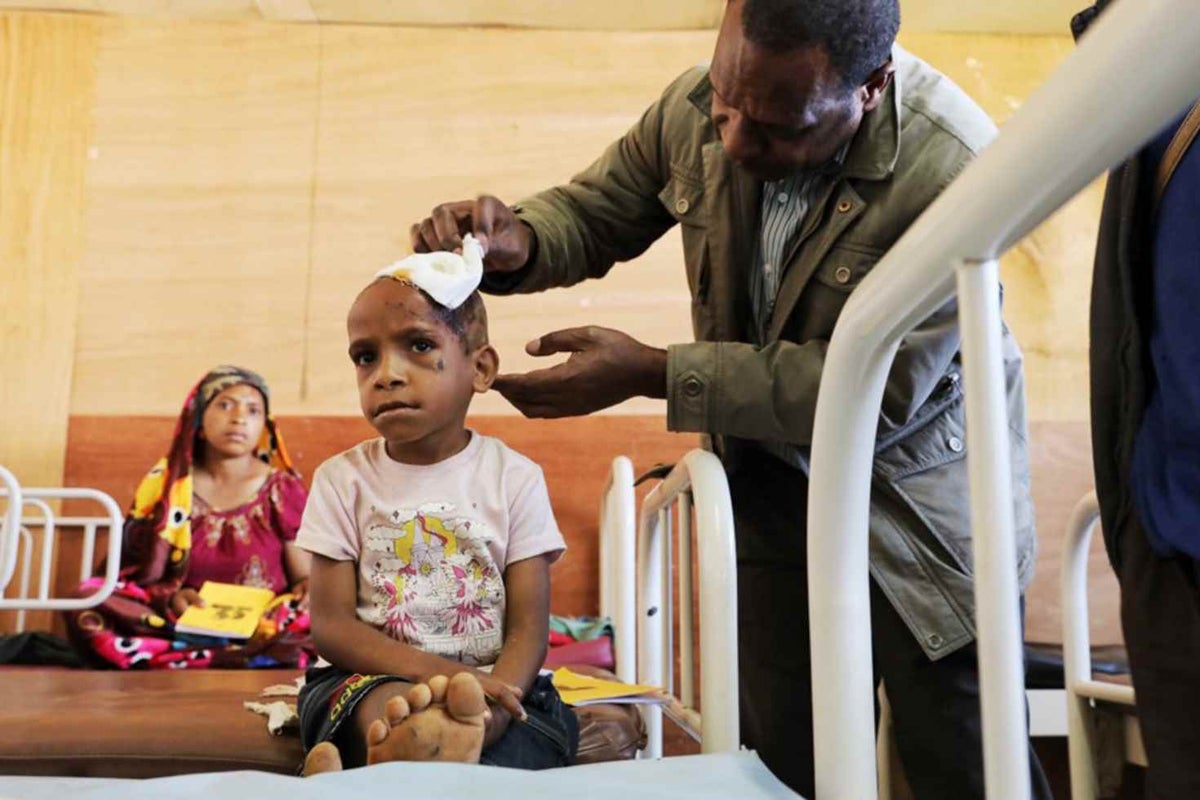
[412, 1, 1045, 796]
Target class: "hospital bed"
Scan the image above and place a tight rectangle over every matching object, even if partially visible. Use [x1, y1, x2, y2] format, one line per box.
[0, 451, 791, 795]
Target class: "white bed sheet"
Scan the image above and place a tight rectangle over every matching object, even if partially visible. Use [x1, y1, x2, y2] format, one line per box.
[0, 752, 801, 800]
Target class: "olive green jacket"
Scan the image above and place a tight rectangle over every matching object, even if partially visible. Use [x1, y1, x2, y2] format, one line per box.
[488, 48, 1036, 659]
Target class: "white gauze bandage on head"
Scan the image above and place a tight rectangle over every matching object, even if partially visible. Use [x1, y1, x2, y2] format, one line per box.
[374, 233, 485, 310]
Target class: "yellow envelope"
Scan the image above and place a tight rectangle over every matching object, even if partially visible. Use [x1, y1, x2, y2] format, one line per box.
[551, 667, 664, 706]
[175, 581, 275, 640]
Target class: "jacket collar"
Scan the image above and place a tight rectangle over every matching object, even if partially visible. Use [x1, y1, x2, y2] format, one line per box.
[686, 52, 901, 183]
[841, 61, 901, 181]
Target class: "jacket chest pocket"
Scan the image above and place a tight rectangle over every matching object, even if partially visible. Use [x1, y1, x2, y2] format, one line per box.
[659, 173, 710, 304]
[788, 245, 879, 339]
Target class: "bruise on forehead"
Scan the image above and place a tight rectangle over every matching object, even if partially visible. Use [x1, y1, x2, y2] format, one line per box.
[354, 278, 488, 352]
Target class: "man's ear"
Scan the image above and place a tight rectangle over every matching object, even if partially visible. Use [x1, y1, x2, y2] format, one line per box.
[860, 60, 895, 114]
[472, 345, 500, 393]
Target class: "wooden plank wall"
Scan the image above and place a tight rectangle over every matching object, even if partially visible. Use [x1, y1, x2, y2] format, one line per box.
[0, 12, 99, 627]
[0, 13, 97, 485]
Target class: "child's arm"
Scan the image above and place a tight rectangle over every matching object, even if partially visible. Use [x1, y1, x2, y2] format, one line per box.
[309, 554, 526, 716]
[283, 543, 311, 601]
[484, 553, 553, 743]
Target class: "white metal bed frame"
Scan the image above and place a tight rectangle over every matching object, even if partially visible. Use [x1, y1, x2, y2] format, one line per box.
[599, 450, 740, 759]
[804, 1, 1199, 797]
[1062, 491, 1142, 800]
[0, 464, 124, 625]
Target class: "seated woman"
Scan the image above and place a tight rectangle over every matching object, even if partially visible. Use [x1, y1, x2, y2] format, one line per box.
[67, 365, 314, 669]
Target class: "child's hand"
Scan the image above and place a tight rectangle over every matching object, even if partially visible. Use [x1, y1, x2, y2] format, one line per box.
[169, 588, 205, 616]
[290, 578, 311, 610]
[483, 706, 514, 748]
[476, 673, 527, 722]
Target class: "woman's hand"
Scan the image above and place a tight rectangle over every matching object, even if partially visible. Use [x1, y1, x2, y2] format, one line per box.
[169, 587, 205, 617]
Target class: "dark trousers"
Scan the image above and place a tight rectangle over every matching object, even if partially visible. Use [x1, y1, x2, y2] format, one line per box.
[730, 456, 1051, 799]
[1118, 518, 1200, 800]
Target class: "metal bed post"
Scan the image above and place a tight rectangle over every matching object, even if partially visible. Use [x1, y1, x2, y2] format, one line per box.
[1062, 492, 1103, 800]
[600, 456, 638, 684]
[638, 449, 739, 755]
[0, 465, 24, 593]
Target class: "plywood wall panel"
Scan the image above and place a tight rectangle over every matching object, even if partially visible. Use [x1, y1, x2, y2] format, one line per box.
[0, 0, 1089, 34]
[70, 17, 321, 414]
[64, 21, 1098, 423]
[0, 11, 99, 631]
[304, 26, 714, 416]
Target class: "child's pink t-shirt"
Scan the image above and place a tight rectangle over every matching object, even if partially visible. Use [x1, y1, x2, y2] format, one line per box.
[296, 432, 565, 666]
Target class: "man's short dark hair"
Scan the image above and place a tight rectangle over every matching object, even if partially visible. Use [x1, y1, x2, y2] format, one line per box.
[741, 0, 901, 88]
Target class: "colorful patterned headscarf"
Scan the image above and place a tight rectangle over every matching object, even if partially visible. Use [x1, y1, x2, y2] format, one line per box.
[122, 366, 295, 594]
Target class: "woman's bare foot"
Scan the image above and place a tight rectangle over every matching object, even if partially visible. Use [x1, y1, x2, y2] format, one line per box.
[364, 673, 489, 766]
[302, 741, 344, 776]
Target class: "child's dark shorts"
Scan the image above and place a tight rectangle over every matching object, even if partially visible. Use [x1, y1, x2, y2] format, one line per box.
[298, 665, 579, 770]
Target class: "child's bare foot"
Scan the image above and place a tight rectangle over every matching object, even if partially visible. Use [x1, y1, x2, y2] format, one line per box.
[303, 741, 344, 776]
[364, 673, 488, 766]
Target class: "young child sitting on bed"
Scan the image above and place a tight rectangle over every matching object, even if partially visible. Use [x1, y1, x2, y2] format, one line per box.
[296, 237, 578, 774]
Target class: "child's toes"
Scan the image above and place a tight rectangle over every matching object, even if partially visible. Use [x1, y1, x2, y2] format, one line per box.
[367, 718, 390, 747]
[406, 681, 433, 712]
[426, 674, 449, 704]
[302, 742, 343, 776]
[445, 672, 488, 722]
[384, 694, 411, 727]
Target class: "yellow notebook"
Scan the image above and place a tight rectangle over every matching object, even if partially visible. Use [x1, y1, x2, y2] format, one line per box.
[550, 667, 667, 707]
[174, 581, 275, 640]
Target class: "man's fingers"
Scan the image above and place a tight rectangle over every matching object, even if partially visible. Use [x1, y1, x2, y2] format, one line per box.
[492, 367, 572, 403]
[430, 202, 471, 250]
[472, 195, 504, 253]
[509, 401, 568, 419]
[526, 326, 606, 356]
[493, 376, 574, 419]
[412, 218, 442, 254]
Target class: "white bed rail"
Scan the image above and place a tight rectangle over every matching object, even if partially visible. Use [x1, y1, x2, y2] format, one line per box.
[1062, 492, 1136, 800]
[635, 449, 739, 758]
[0, 465, 23, 593]
[600, 456, 638, 684]
[805, 1, 1200, 798]
[0, 467, 124, 618]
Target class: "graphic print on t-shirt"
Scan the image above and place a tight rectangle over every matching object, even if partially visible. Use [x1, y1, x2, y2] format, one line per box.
[362, 501, 504, 665]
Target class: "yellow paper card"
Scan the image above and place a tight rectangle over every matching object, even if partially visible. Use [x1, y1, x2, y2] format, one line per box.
[551, 667, 663, 706]
[174, 581, 275, 640]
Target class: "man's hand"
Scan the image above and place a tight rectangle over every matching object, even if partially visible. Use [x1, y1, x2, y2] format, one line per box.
[169, 587, 205, 617]
[410, 195, 533, 273]
[493, 327, 667, 418]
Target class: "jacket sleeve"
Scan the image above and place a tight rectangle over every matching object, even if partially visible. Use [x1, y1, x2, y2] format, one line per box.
[666, 298, 962, 445]
[481, 74, 699, 295]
